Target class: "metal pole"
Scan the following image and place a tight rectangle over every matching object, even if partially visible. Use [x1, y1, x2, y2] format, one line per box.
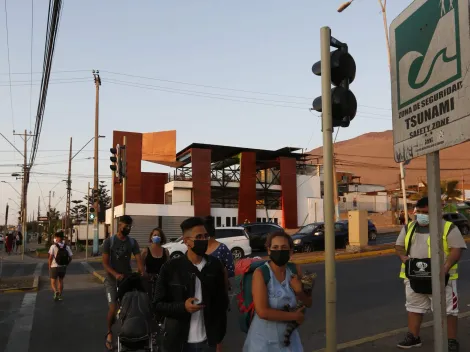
[320, 26, 337, 352]
[122, 136, 127, 216]
[86, 182, 90, 261]
[426, 151, 447, 351]
[93, 71, 101, 255]
[332, 159, 340, 221]
[66, 137, 72, 245]
[3, 204, 8, 249]
[22, 129, 27, 261]
[111, 171, 115, 236]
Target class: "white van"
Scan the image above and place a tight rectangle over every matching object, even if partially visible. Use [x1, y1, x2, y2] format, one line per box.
[163, 226, 252, 260]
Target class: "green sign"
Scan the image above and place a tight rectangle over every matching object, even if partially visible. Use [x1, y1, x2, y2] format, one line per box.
[395, 0, 461, 110]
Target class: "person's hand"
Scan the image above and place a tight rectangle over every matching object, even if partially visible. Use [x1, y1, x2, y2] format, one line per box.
[115, 273, 124, 281]
[292, 306, 306, 325]
[290, 274, 303, 294]
[401, 255, 409, 264]
[185, 297, 204, 313]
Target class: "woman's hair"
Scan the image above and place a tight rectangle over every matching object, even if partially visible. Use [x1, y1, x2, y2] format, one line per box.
[265, 231, 294, 249]
[148, 227, 167, 244]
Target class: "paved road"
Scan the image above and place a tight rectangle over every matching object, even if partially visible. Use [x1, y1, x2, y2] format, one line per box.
[2, 248, 470, 351]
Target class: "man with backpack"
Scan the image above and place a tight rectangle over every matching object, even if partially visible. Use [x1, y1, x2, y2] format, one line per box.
[48, 231, 73, 301]
[154, 217, 228, 351]
[102, 215, 144, 352]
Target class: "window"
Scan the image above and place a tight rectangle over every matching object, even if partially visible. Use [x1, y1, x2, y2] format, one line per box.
[273, 218, 278, 224]
[256, 218, 261, 222]
[216, 217, 222, 227]
[334, 223, 345, 232]
[216, 229, 243, 239]
[232, 217, 237, 226]
[262, 218, 266, 223]
[226, 217, 231, 227]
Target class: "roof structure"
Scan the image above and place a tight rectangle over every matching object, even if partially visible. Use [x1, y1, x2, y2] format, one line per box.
[176, 143, 305, 168]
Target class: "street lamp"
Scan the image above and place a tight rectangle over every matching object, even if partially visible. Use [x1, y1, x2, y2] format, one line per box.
[337, 0, 354, 12]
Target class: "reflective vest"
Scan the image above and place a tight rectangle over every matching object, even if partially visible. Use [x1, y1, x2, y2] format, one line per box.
[399, 221, 458, 280]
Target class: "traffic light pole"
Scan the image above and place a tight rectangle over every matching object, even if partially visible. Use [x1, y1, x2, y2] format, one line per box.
[86, 182, 90, 261]
[320, 26, 337, 352]
[111, 170, 115, 236]
[122, 136, 127, 216]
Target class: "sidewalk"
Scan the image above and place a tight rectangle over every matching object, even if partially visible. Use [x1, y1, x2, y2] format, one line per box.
[338, 314, 470, 351]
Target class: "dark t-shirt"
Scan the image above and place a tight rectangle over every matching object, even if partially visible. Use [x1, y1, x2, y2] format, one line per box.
[103, 235, 140, 281]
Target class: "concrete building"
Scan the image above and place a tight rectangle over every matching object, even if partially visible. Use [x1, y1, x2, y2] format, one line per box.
[106, 130, 321, 245]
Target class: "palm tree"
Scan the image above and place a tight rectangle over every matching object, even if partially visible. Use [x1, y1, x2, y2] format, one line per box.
[441, 180, 462, 201]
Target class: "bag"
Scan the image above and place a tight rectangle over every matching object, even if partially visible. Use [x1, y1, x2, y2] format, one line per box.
[118, 290, 152, 339]
[55, 244, 71, 266]
[236, 259, 297, 333]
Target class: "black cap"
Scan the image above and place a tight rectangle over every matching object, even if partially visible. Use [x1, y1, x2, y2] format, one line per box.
[416, 197, 428, 209]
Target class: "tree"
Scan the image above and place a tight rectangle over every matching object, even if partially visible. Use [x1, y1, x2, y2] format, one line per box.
[71, 201, 87, 224]
[441, 180, 462, 202]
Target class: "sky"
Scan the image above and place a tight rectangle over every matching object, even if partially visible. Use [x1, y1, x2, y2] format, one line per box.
[0, 0, 412, 225]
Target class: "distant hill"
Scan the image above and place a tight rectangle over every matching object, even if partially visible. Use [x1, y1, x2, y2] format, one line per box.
[308, 130, 470, 189]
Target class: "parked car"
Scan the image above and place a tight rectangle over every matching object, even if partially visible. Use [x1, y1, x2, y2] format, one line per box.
[163, 226, 252, 260]
[291, 222, 349, 253]
[239, 222, 283, 251]
[443, 212, 470, 235]
[334, 219, 378, 241]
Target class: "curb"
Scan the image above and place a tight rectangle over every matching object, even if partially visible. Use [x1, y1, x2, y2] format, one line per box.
[0, 275, 39, 294]
[81, 262, 105, 283]
[292, 248, 396, 265]
[312, 311, 470, 351]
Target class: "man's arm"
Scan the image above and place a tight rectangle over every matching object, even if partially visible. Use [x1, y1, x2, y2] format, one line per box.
[215, 261, 228, 344]
[445, 226, 467, 273]
[48, 247, 53, 269]
[132, 241, 144, 274]
[153, 262, 189, 319]
[395, 226, 408, 263]
[444, 248, 462, 274]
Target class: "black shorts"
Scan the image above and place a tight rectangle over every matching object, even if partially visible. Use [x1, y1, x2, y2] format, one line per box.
[50, 267, 66, 279]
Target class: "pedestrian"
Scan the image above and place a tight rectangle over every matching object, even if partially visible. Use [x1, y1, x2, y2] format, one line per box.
[5, 232, 13, 255]
[48, 231, 73, 301]
[15, 231, 22, 254]
[102, 215, 144, 352]
[395, 197, 467, 351]
[204, 215, 234, 352]
[243, 231, 312, 352]
[154, 216, 228, 351]
[141, 227, 170, 342]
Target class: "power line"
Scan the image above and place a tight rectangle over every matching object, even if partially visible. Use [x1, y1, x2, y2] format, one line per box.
[3, 0, 14, 136]
[29, 0, 34, 132]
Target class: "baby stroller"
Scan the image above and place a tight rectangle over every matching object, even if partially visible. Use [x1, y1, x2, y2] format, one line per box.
[116, 273, 154, 352]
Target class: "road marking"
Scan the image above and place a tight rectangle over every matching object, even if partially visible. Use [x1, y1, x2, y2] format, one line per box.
[4, 292, 38, 352]
[313, 311, 470, 351]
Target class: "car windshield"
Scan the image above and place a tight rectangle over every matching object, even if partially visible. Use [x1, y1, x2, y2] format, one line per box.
[298, 224, 317, 235]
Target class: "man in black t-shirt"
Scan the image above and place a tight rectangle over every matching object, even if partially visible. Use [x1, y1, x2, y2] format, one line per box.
[102, 215, 144, 351]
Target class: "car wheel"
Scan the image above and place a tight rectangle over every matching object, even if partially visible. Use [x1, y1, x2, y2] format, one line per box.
[369, 230, 377, 241]
[170, 251, 184, 259]
[461, 225, 469, 236]
[302, 243, 313, 253]
[231, 247, 245, 260]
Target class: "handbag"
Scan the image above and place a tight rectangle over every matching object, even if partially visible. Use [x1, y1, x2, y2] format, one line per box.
[404, 225, 449, 294]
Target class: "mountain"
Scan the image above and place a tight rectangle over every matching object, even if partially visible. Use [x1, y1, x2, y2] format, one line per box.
[308, 130, 470, 189]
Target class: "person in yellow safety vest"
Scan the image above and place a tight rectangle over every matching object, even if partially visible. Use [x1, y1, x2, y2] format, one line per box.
[395, 197, 467, 351]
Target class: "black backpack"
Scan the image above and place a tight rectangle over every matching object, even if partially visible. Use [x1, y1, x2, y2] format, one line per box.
[55, 244, 71, 266]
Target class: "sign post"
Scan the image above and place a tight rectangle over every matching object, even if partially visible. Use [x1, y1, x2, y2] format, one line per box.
[390, 1, 470, 350]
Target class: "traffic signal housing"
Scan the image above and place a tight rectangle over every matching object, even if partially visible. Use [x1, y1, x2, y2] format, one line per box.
[89, 206, 95, 221]
[109, 145, 126, 183]
[312, 44, 357, 128]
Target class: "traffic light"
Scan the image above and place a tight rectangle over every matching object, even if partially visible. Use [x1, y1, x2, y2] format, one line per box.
[89, 206, 95, 221]
[109, 144, 126, 183]
[312, 37, 357, 128]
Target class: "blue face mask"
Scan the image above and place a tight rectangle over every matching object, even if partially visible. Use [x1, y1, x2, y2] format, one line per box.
[416, 214, 429, 226]
[151, 236, 161, 244]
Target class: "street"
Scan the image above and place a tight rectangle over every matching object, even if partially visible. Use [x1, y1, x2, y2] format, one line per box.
[1, 249, 470, 351]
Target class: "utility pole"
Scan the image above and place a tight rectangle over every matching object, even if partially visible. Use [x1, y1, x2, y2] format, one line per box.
[93, 70, 101, 255]
[462, 173, 465, 201]
[65, 137, 72, 245]
[332, 154, 340, 221]
[3, 204, 8, 242]
[13, 129, 35, 260]
[86, 182, 90, 261]
[122, 136, 127, 216]
[111, 170, 115, 236]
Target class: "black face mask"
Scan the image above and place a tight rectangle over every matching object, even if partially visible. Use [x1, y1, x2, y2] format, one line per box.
[191, 240, 208, 257]
[269, 250, 290, 266]
[121, 228, 131, 236]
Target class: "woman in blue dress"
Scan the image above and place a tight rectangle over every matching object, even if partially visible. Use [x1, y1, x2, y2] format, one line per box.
[243, 232, 312, 352]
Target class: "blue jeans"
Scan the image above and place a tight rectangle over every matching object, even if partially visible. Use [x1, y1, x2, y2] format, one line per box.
[183, 341, 215, 352]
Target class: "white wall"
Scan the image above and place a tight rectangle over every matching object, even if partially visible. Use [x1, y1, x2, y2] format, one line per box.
[297, 175, 321, 226]
[172, 189, 192, 206]
[106, 203, 195, 224]
[305, 198, 324, 225]
[339, 193, 390, 213]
